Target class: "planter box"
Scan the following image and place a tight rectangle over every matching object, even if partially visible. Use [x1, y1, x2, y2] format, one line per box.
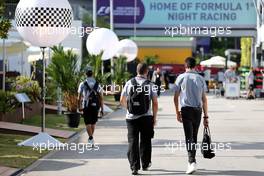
[0, 102, 42, 123]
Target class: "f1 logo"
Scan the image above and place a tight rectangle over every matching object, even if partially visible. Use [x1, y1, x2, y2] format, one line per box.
[97, 6, 110, 15]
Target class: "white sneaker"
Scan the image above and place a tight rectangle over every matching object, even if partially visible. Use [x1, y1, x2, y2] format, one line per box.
[88, 138, 95, 147]
[186, 162, 197, 174]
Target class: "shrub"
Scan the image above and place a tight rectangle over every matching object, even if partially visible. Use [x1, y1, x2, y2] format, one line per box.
[0, 90, 17, 114]
[12, 76, 41, 102]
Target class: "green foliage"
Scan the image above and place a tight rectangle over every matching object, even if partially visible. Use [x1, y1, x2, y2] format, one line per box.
[46, 45, 81, 112]
[112, 56, 131, 87]
[0, 0, 12, 39]
[84, 53, 111, 85]
[11, 76, 41, 102]
[82, 13, 110, 28]
[143, 55, 159, 66]
[47, 45, 80, 94]
[211, 37, 237, 57]
[0, 90, 17, 114]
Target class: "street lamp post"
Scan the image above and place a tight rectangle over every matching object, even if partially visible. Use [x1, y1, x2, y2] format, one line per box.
[15, 0, 73, 147]
[2, 39, 6, 91]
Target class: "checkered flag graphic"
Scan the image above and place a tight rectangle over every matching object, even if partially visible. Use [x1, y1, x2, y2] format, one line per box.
[15, 7, 72, 28]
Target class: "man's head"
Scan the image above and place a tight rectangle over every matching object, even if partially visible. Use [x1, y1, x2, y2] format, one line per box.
[230, 66, 236, 71]
[184, 57, 196, 70]
[137, 63, 149, 76]
[85, 66, 93, 77]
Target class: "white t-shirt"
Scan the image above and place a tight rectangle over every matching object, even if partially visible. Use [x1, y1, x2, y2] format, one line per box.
[78, 77, 102, 108]
[217, 71, 224, 82]
[204, 69, 211, 81]
[248, 71, 254, 85]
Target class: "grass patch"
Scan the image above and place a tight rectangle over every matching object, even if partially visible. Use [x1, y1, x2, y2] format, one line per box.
[0, 133, 49, 168]
[23, 114, 86, 132]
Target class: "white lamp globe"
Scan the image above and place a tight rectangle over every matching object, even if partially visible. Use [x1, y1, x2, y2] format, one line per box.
[101, 42, 119, 61]
[15, 0, 73, 47]
[86, 28, 119, 59]
[116, 39, 138, 62]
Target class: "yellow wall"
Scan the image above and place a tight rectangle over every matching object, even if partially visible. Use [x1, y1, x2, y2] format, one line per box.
[138, 48, 192, 64]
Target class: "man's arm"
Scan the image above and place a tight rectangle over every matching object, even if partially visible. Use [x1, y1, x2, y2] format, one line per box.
[77, 93, 83, 111]
[174, 91, 182, 123]
[202, 92, 208, 117]
[99, 92, 104, 113]
[202, 92, 209, 127]
[152, 96, 158, 126]
[120, 95, 127, 108]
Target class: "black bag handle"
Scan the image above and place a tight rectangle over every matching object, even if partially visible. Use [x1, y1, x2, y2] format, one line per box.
[204, 126, 211, 137]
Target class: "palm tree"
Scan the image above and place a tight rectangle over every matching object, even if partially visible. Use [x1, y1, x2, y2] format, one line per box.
[143, 55, 159, 66]
[46, 45, 80, 112]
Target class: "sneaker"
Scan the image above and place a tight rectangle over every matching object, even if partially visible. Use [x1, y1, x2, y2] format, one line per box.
[142, 162, 152, 171]
[186, 162, 197, 174]
[131, 169, 138, 175]
[88, 138, 95, 147]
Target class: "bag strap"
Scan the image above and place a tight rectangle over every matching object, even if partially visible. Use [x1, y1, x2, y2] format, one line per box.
[93, 81, 99, 92]
[84, 81, 99, 92]
[84, 81, 91, 92]
[131, 78, 138, 86]
[204, 126, 210, 136]
[142, 80, 151, 86]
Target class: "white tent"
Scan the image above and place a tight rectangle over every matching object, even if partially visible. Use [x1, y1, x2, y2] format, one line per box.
[0, 39, 27, 54]
[27, 46, 79, 63]
[200, 56, 237, 68]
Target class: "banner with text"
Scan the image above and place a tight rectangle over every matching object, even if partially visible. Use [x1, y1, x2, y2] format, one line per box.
[97, 0, 257, 29]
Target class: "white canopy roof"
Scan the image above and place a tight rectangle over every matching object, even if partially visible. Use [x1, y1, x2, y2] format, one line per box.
[200, 56, 237, 68]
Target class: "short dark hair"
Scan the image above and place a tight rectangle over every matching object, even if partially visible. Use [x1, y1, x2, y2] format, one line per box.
[86, 70, 93, 77]
[137, 63, 148, 75]
[185, 57, 196, 69]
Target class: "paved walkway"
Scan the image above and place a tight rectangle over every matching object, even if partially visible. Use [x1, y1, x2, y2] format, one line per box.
[22, 91, 264, 176]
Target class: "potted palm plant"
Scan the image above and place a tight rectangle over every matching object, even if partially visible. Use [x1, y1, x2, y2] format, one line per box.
[112, 56, 131, 101]
[47, 46, 82, 128]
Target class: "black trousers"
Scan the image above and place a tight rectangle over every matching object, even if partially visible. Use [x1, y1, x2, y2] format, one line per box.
[181, 107, 202, 164]
[126, 116, 153, 171]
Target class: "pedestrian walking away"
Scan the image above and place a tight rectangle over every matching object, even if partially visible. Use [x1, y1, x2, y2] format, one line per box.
[78, 66, 104, 147]
[120, 63, 158, 175]
[174, 57, 209, 175]
[152, 67, 163, 96]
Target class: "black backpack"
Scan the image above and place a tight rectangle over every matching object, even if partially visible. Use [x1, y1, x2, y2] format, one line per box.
[127, 78, 150, 115]
[84, 81, 100, 111]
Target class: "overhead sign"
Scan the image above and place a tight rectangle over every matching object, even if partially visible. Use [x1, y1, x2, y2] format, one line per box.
[97, 0, 257, 29]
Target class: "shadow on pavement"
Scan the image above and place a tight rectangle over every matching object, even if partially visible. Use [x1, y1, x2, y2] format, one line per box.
[96, 119, 127, 128]
[138, 169, 184, 175]
[31, 160, 87, 171]
[228, 141, 264, 150]
[198, 169, 264, 176]
[49, 144, 128, 160]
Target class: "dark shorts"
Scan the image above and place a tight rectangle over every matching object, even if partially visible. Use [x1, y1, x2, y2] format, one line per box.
[83, 107, 99, 125]
[249, 84, 254, 91]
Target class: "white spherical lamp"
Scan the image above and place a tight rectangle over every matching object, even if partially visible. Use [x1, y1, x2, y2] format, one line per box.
[15, 0, 73, 47]
[116, 39, 138, 62]
[14, 0, 73, 147]
[86, 28, 119, 59]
